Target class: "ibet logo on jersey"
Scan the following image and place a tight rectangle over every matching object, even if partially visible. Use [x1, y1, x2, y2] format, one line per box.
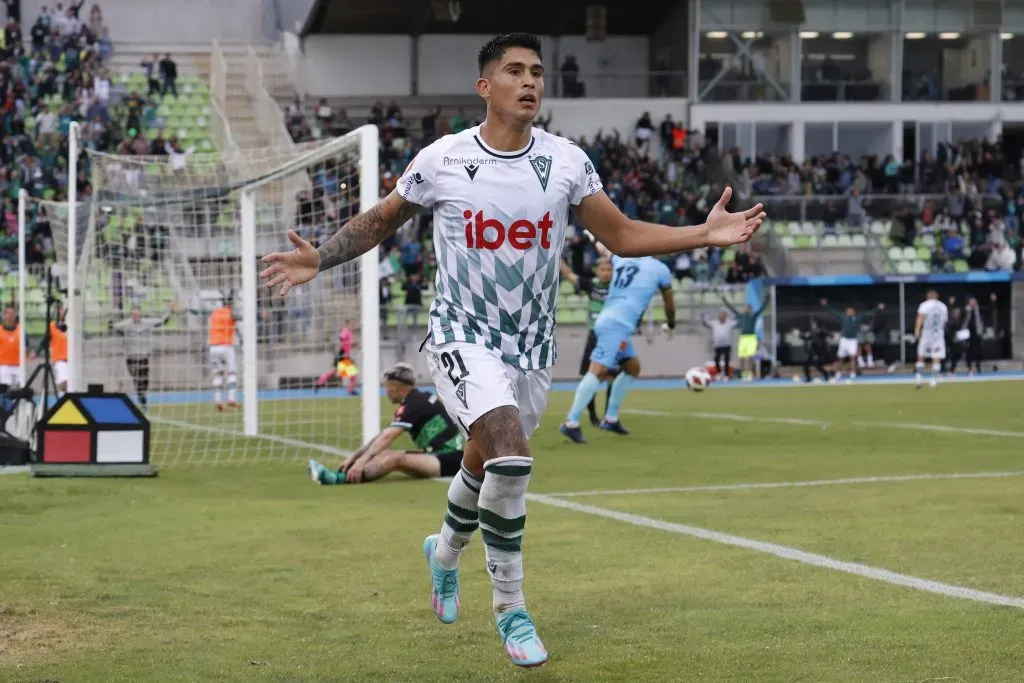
[463, 210, 554, 250]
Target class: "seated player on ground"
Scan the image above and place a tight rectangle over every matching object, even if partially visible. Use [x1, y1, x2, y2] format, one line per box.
[307, 363, 465, 484]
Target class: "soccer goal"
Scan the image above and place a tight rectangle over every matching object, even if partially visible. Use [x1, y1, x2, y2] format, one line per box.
[45, 123, 381, 465]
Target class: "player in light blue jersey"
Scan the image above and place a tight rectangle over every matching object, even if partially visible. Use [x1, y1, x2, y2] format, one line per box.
[560, 248, 675, 443]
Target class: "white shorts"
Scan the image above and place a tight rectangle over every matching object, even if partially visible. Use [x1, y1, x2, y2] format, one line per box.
[0, 364, 23, 388]
[837, 337, 859, 359]
[917, 337, 946, 361]
[53, 360, 69, 386]
[209, 345, 237, 374]
[426, 340, 552, 440]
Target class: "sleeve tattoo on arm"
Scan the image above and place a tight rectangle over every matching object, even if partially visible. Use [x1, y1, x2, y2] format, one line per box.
[317, 199, 422, 272]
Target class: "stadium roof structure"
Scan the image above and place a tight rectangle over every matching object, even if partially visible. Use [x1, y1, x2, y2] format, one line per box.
[301, 0, 681, 36]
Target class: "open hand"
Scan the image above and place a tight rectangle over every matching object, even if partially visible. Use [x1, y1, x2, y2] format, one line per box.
[704, 187, 766, 248]
[260, 230, 320, 297]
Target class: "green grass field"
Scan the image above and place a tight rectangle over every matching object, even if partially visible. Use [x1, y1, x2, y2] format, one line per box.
[3, 381, 1024, 681]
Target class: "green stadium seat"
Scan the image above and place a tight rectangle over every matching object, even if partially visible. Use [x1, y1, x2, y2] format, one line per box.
[901, 246, 917, 260]
[917, 247, 931, 260]
[896, 260, 912, 274]
[911, 260, 928, 274]
[887, 246, 902, 261]
[954, 259, 969, 273]
[795, 235, 814, 249]
[781, 235, 795, 249]
[850, 234, 866, 247]
[821, 234, 838, 248]
[837, 234, 853, 247]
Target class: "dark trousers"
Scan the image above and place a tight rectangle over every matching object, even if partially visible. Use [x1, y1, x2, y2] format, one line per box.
[804, 354, 830, 382]
[713, 345, 731, 375]
[126, 356, 151, 406]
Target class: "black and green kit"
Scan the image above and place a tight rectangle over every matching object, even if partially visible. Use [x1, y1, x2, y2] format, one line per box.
[389, 389, 464, 455]
[580, 275, 610, 330]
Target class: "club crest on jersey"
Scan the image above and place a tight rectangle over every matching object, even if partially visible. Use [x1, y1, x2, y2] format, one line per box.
[464, 164, 479, 181]
[530, 155, 552, 191]
[455, 381, 468, 408]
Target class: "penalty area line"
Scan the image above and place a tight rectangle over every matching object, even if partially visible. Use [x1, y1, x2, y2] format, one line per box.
[542, 470, 1024, 498]
[148, 416, 350, 458]
[527, 492, 1024, 610]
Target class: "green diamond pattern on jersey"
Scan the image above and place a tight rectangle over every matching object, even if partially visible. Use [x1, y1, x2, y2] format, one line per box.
[430, 223, 561, 370]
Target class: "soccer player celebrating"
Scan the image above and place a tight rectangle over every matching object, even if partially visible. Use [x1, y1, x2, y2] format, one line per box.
[723, 296, 768, 381]
[307, 363, 464, 484]
[914, 289, 949, 389]
[207, 296, 239, 411]
[560, 246, 674, 443]
[111, 305, 176, 411]
[559, 257, 613, 426]
[260, 33, 764, 668]
[0, 304, 22, 388]
[819, 298, 877, 382]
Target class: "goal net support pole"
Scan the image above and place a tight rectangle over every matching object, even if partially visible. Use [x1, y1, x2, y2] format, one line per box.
[357, 126, 381, 446]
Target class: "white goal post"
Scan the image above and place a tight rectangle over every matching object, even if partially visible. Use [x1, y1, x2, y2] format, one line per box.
[46, 122, 382, 464]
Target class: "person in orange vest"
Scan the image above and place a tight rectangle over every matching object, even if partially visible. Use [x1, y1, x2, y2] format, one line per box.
[45, 303, 69, 396]
[207, 296, 240, 412]
[0, 304, 22, 388]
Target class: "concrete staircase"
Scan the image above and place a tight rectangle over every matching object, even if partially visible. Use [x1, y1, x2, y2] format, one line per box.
[107, 42, 294, 151]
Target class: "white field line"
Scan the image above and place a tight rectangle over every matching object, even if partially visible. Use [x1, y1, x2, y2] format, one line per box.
[148, 415, 349, 457]
[622, 409, 1024, 438]
[527, 492, 1024, 610]
[543, 470, 1024, 498]
[0, 465, 29, 475]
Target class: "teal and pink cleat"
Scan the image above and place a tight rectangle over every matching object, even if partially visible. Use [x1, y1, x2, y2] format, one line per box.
[496, 609, 548, 668]
[422, 534, 460, 624]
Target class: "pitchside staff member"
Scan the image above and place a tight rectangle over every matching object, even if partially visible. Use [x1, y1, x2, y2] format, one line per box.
[111, 305, 176, 411]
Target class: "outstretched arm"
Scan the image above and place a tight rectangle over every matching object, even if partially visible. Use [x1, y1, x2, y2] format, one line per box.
[341, 426, 404, 481]
[754, 296, 770, 318]
[261, 190, 422, 296]
[721, 298, 740, 316]
[316, 192, 422, 272]
[574, 186, 764, 257]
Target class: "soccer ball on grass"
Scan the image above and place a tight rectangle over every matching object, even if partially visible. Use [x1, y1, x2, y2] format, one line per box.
[684, 367, 712, 392]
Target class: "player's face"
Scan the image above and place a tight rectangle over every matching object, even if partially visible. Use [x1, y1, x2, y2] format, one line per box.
[845, 307, 855, 316]
[2, 308, 14, 326]
[478, 47, 544, 125]
[595, 262, 613, 283]
[131, 308, 141, 322]
[384, 380, 405, 403]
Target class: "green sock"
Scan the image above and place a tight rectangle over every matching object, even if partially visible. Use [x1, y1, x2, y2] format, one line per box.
[321, 468, 343, 485]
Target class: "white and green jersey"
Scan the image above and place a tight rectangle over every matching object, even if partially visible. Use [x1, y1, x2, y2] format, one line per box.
[398, 126, 603, 370]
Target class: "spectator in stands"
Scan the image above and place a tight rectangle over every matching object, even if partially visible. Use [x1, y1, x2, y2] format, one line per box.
[634, 111, 654, 153]
[560, 55, 581, 97]
[159, 53, 177, 97]
[420, 105, 440, 143]
[450, 107, 469, 134]
[385, 100, 401, 122]
[724, 260, 747, 284]
[822, 200, 841, 236]
[399, 271, 424, 343]
[400, 237, 422, 277]
[141, 52, 159, 95]
[986, 239, 1017, 271]
[314, 97, 332, 133]
[943, 228, 964, 258]
[368, 100, 384, 125]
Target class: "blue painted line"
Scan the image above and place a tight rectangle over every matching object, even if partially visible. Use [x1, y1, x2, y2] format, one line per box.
[134, 371, 1024, 406]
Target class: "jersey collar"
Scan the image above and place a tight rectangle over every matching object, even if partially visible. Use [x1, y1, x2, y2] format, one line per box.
[472, 126, 535, 159]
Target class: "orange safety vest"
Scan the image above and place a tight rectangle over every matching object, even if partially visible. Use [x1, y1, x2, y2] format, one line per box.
[208, 306, 235, 346]
[672, 127, 686, 150]
[0, 324, 20, 366]
[49, 322, 68, 362]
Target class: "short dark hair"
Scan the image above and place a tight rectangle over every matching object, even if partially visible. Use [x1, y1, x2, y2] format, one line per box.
[478, 33, 543, 75]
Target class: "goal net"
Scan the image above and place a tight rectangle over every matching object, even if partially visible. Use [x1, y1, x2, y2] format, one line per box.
[51, 124, 380, 465]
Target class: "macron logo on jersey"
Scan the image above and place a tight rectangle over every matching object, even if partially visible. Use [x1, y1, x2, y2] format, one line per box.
[463, 210, 553, 250]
